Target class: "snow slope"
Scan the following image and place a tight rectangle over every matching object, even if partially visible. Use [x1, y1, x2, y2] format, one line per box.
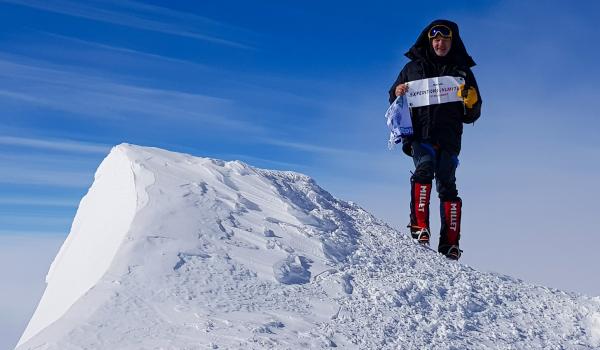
[17, 144, 600, 349]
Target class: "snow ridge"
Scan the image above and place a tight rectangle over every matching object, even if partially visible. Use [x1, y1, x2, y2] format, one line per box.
[17, 147, 145, 347]
[17, 144, 600, 349]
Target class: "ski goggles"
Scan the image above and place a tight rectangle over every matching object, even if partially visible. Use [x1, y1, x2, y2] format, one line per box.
[428, 25, 452, 39]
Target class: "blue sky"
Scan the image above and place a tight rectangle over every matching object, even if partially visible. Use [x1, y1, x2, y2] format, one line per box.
[1, 0, 600, 348]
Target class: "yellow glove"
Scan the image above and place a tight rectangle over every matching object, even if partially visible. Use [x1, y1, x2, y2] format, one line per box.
[457, 84, 478, 109]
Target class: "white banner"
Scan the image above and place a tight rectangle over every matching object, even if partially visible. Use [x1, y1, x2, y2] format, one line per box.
[406, 76, 465, 108]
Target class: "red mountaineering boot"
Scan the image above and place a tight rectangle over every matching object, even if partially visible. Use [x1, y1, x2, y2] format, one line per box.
[439, 198, 462, 260]
[409, 180, 432, 245]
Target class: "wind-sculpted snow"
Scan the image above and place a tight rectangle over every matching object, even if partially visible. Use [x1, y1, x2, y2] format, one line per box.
[17, 144, 600, 349]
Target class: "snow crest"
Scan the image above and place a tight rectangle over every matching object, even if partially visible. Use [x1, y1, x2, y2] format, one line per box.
[17, 145, 154, 348]
[16, 144, 600, 349]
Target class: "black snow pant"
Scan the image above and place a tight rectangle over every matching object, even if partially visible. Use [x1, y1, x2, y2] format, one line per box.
[410, 141, 459, 201]
[409, 141, 462, 253]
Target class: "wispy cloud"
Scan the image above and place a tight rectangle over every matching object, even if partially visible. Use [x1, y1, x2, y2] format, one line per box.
[0, 214, 73, 228]
[260, 139, 370, 157]
[0, 152, 96, 187]
[0, 167, 92, 187]
[0, 0, 253, 49]
[0, 136, 109, 154]
[39, 31, 211, 70]
[0, 197, 78, 207]
[0, 230, 65, 236]
[0, 55, 263, 132]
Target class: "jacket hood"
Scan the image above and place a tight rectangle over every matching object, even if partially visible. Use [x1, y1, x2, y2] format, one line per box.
[405, 19, 476, 67]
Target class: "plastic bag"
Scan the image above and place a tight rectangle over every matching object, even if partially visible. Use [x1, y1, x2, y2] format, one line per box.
[385, 95, 413, 149]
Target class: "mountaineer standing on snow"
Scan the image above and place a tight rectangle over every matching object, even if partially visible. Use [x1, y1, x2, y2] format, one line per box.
[389, 19, 482, 260]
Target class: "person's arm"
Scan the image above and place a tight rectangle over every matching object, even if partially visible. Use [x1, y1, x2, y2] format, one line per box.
[461, 68, 482, 124]
[388, 66, 408, 104]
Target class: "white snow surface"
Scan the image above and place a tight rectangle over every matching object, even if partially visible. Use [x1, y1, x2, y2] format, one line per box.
[16, 144, 600, 349]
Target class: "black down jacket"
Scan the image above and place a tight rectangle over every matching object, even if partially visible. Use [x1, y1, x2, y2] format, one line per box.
[389, 19, 482, 156]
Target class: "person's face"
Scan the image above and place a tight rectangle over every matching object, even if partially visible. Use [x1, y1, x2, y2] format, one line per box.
[431, 36, 452, 56]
